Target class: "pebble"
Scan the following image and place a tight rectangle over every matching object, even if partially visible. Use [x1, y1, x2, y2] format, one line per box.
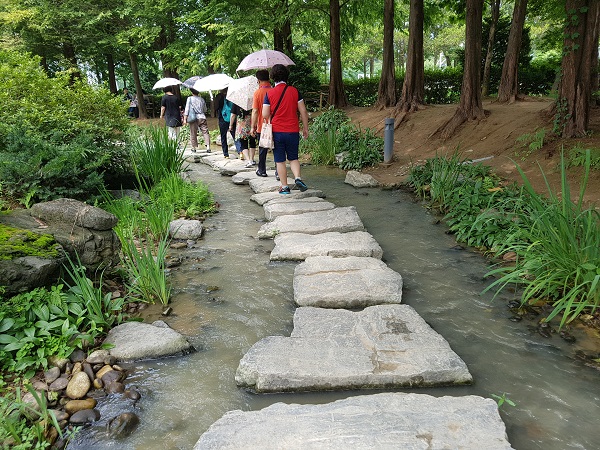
[69, 349, 86, 363]
[101, 369, 123, 385]
[44, 367, 61, 384]
[66, 372, 91, 399]
[107, 412, 140, 439]
[48, 356, 69, 371]
[49, 410, 69, 422]
[69, 409, 100, 424]
[32, 380, 48, 391]
[65, 398, 97, 414]
[82, 362, 95, 382]
[124, 388, 141, 401]
[49, 377, 69, 392]
[104, 381, 125, 394]
[96, 364, 114, 380]
[86, 349, 110, 365]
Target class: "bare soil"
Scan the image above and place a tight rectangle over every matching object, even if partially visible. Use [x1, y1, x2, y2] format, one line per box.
[345, 98, 600, 207]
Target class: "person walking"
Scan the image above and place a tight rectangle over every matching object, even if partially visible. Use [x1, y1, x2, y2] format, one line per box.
[230, 103, 256, 166]
[262, 64, 309, 194]
[183, 88, 211, 152]
[160, 86, 183, 141]
[215, 88, 237, 159]
[251, 69, 272, 177]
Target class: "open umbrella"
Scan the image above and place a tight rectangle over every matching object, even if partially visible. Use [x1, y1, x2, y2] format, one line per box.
[226, 75, 259, 110]
[236, 49, 295, 72]
[152, 77, 182, 90]
[192, 74, 233, 92]
[182, 76, 203, 88]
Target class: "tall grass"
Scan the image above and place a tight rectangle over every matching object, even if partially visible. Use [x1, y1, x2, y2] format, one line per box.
[484, 150, 600, 327]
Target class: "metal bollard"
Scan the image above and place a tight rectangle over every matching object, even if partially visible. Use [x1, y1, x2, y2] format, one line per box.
[384, 118, 394, 164]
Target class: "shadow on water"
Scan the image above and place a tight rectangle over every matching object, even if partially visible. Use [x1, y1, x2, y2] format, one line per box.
[68, 163, 600, 450]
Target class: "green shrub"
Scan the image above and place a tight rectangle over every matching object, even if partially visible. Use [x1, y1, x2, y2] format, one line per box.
[339, 126, 383, 170]
[566, 144, 600, 169]
[0, 50, 132, 204]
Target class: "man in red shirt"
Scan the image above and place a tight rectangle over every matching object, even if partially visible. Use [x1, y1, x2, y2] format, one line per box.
[251, 69, 272, 177]
[262, 64, 310, 194]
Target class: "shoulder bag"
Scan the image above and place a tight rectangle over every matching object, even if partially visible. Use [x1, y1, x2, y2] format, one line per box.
[186, 98, 197, 123]
[259, 85, 288, 149]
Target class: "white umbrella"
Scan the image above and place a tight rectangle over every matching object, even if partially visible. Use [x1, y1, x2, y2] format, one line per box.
[192, 74, 233, 92]
[226, 75, 259, 110]
[236, 49, 295, 72]
[152, 77, 182, 90]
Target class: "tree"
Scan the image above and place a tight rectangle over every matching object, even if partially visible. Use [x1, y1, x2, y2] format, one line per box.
[497, 0, 528, 102]
[395, 0, 425, 118]
[435, 0, 485, 139]
[549, 0, 600, 137]
[328, 0, 348, 107]
[375, 0, 396, 108]
[482, 0, 501, 97]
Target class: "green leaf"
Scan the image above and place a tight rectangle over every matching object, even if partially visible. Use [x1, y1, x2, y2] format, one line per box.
[0, 318, 15, 333]
[0, 334, 18, 344]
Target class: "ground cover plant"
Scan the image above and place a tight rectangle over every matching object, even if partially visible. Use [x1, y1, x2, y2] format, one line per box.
[408, 150, 600, 328]
[301, 108, 383, 169]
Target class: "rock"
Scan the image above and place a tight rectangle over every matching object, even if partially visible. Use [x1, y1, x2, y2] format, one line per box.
[48, 356, 69, 371]
[104, 381, 125, 394]
[250, 189, 325, 206]
[344, 170, 380, 188]
[263, 198, 335, 221]
[95, 365, 114, 380]
[49, 377, 69, 392]
[66, 372, 91, 399]
[0, 256, 65, 297]
[30, 198, 117, 230]
[100, 369, 123, 385]
[69, 409, 100, 425]
[258, 206, 364, 239]
[72, 362, 82, 375]
[193, 393, 513, 449]
[124, 388, 141, 401]
[103, 321, 194, 362]
[32, 381, 48, 391]
[82, 362, 95, 382]
[107, 412, 140, 439]
[69, 349, 86, 363]
[249, 177, 296, 194]
[65, 398, 97, 414]
[44, 367, 61, 384]
[21, 392, 42, 417]
[49, 410, 69, 422]
[86, 349, 110, 365]
[93, 379, 103, 389]
[169, 219, 204, 240]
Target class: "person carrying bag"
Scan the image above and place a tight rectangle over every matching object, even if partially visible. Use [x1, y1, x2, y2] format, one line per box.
[259, 85, 288, 149]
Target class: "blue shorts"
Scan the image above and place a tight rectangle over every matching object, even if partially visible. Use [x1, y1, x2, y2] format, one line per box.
[273, 132, 300, 163]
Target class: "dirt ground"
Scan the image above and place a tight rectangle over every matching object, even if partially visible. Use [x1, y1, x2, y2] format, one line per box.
[344, 98, 600, 207]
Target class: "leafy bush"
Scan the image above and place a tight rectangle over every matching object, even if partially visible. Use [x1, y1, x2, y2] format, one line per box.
[0, 50, 132, 204]
[566, 144, 600, 169]
[339, 127, 383, 170]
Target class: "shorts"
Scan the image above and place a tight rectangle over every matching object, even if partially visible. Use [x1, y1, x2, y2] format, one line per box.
[238, 136, 257, 150]
[272, 132, 300, 163]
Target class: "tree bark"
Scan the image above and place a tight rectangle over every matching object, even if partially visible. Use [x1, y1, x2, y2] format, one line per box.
[395, 0, 424, 116]
[482, 0, 501, 97]
[274, 1, 294, 56]
[328, 0, 348, 108]
[107, 53, 117, 94]
[552, 0, 600, 137]
[436, 0, 485, 139]
[375, 0, 397, 109]
[129, 52, 147, 119]
[497, 0, 528, 103]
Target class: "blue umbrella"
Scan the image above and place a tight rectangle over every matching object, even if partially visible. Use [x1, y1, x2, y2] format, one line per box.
[183, 76, 203, 89]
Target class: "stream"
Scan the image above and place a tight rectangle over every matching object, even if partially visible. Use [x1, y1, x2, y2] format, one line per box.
[68, 162, 600, 450]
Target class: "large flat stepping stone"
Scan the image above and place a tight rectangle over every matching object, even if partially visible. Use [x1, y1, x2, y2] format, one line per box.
[263, 198, 336, 220]
[270, 231, 382, 261]
[194, 392, 512, 449]
[231, 170, 277, 185]
[235, 305, 472, 392]
[251, 189, 325, 205]
[293, 256, 402, 308]
[249, 177, 297, 193]
[258, 206, 364, 239]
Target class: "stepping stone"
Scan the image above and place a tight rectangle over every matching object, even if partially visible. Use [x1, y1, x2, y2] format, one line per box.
[231, 170, 277, 185]
[263, 198, 335, 220]
[251, 189, 325, 206]
[293, 256, 402, 308]
[249, 177, 296, 194]
[235, 305, 473, 392]
[270, 231, 382, 261]
[193, 392, 512, 450]
[258, 206, 364, 239]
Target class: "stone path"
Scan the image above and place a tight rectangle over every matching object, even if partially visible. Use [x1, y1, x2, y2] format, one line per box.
[191, 153, 512, 448]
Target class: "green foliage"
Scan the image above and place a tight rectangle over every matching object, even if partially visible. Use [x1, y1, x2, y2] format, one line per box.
[515, 128, 547, 159]
[339, 126, 384, 170]
[288, 54, 322, 100]
[0, 225, 60, 261]
[491, 392, 516, 408]
[566, 144, 600, 169]
[0, 50, 132, 204]
[344, 78, 382, 107]
[150, 173, 216, 220]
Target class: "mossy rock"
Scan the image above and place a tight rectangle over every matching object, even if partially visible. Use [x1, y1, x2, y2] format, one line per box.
[0, 223, 61, 261]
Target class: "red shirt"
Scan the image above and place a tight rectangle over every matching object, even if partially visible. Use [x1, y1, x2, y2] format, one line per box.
[264, 83, 303, 133]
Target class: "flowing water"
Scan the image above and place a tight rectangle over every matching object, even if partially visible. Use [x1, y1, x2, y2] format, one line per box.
[68, 162, 600, 450]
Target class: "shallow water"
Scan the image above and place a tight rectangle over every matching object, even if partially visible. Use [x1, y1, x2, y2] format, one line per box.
[68, 162, 600, 450]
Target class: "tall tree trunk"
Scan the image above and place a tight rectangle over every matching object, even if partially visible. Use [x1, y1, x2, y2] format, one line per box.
[129, 52, 147, 119]
[62, 42, 81, 83]
[328, 0, 348, 108]
[482, 0, 501, 97]
[550, 0, 600, 137]
[436, 0, 485, 139]
[497, 0, 528, 103]
[107, 53, 117, 94]
[274, 2, 294, 56]
[395, 0, 424, 116]
[375, 0, 397, 109]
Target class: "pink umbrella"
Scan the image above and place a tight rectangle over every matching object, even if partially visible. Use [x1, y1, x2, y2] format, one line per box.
[236, 50, 295, 72]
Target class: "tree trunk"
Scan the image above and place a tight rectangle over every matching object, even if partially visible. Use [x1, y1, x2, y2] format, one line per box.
[497, 0, 528, 103]
[375, 0, 397, 109]
[129, 52, 147, 119]
[551, 0, 600, 137]
[274, 2, 294, 56]
[328, 0, 348, 108]
[482, 0, 501, 97]
[395, 0, 424, 116]
[62, 42, 81, 83]
[436, 0, 485, 139]
[107, 53, 117, 94]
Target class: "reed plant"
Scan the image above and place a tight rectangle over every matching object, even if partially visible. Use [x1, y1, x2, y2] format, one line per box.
[149, 172, 216, 219]
[119, 233, 171, 305]
[484, 150, 600, 327]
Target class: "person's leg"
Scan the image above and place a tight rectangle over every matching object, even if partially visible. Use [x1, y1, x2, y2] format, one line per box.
[256, 134, 268, 175]
[198, 120, 211, 151]
[285, 133, 308, 191]
[218, 119, 229, 157]
[189, 121, 199, 150]
[248, 136, 257, 163]
[273, 132, 288, 190]
[168, 126, 176, 141]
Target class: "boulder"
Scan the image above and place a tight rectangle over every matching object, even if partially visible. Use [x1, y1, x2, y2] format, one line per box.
[169, 219, 204, 240]
[263, 198, 335, 221]
[250, 189, 325, 206]
[344, 170, 380, 188]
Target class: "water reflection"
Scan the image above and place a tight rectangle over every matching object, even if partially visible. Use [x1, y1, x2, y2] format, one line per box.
[68, 163, 600, 450]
